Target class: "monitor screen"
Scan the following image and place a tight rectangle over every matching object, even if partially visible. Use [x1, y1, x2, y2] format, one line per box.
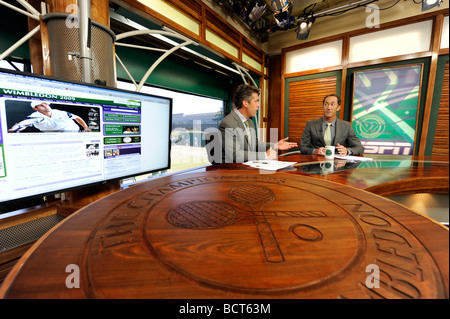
[0, 68, 172, 210]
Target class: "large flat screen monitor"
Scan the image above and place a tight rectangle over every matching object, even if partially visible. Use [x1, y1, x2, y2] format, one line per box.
[0, 68, 172, 212]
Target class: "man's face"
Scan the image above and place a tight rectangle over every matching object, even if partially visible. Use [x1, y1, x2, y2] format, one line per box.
[244, 92, 260, 118]
[33, 102, 51, 113]
[322, 96, 340, 121]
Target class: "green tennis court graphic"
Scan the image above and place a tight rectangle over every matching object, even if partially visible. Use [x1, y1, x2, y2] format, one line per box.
[352, 65, 422, 155]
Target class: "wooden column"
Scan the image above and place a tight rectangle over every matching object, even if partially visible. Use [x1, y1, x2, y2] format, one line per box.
[27, 0, 43, 74]
[44, 0, 109, 26]
[419, 14, 444, 156]
[268, 55, 282, 142]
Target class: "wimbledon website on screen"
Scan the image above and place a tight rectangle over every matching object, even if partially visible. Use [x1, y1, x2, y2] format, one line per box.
[0, 75, 166, 202]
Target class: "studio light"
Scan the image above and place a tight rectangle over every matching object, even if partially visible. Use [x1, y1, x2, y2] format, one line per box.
[422, 0, 443, 11]
[271, 0, 288, 11]
[296, 16, 315, 40]
[272, 0, 293, 26]
[248, 1, 267, 26]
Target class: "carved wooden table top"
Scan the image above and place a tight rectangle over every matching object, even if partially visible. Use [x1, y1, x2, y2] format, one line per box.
[1, 170, 448, 299]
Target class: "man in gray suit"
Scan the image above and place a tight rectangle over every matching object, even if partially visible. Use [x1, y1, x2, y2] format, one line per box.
[300, 94, 364, 156]
[217, 84, 297, 163]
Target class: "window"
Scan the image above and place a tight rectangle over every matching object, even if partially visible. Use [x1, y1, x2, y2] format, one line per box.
[0, 59, 27, 72]
[117, 80, 225, 182]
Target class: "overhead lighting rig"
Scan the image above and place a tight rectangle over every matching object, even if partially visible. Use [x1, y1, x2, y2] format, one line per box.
[216, 0, 393, 43]
[293, 0, 380, 40]
[213, 1, 268, 27]
[213, 0, 273, 43]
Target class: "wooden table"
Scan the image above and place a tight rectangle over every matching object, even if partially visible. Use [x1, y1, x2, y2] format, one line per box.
[207, 154, 450, 196]
[0, 155, 448, 299]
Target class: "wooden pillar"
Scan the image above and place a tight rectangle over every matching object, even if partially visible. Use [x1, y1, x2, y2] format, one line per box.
[27, 0, 43, 74]
[268, 55, 282, 142]
[419, 14, 444, 156]
[44, 0, 110, 26]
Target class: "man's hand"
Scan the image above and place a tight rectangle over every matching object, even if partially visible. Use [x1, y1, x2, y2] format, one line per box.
[266, 147, 277, 160]
[274, 137, 298, 151]
[314, 147, 325, 155]
[336, 143, 348, 156]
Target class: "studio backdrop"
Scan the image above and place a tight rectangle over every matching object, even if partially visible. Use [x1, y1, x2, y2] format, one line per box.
[351, 64, 423, 156]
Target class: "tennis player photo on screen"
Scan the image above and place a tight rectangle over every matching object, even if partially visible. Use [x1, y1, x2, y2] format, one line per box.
[6, 100, 99, 133]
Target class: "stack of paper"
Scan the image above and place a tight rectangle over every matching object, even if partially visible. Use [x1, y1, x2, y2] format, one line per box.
[244, 160, 297, 171]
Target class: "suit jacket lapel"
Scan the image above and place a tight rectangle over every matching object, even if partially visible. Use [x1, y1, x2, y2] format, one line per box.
[314, 119, 325, 147]
[231, 110, 251, 150]
[335, 119, 345, 145]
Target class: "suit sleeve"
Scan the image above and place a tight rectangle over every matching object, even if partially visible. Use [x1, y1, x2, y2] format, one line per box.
[300, 121, 315, 155]
[344, 123, 364, 155]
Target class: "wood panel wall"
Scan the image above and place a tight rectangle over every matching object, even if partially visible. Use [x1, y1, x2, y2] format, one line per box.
[432, 60, 449, 157]
[268, 55, 282, 140]
[287, 76, 338, 146]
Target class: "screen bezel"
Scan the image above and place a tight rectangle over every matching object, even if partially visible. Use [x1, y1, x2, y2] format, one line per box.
[0, 68, 172, 214]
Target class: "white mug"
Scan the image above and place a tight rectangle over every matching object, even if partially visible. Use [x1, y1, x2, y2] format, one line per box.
[320, 160, 334, 173]
[324, 146, 335, 159]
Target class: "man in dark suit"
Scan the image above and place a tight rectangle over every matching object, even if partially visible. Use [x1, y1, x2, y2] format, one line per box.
[218, 84, 297, 163]
[300, 94, 364, 156]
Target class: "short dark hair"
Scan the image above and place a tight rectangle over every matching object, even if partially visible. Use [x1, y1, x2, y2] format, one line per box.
[234, 84, 260, 109]
[323, 94, 341, 105]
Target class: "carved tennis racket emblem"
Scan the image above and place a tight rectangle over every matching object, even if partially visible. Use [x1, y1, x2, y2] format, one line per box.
[167, 201, 239, 229]
[167, 184, 325, 264]
[228, 185, 284, 263]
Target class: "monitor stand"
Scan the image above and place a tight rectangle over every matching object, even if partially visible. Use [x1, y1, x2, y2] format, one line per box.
[58, 180, 121, 216]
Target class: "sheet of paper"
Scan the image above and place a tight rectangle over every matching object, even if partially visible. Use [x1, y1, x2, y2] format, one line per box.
[333, 155, 373, 162]
[244, 160, 297, 171]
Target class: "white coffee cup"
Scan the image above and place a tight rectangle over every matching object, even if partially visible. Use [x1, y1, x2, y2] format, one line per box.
[324, 146, 335, 159]
[320, 160, 334, 173]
